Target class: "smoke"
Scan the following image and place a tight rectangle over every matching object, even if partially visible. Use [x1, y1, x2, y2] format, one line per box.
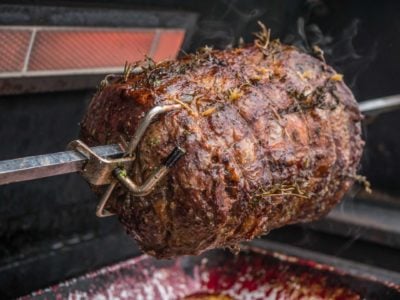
[334, 230, 363, 256]
[283, 0, 332, 51]
[328, 20, 378, 89]
[283, 0, 378, 93]
[194, 20, 236, 48]
[190, 0, 266, 50]
[191, 0, 378, 93]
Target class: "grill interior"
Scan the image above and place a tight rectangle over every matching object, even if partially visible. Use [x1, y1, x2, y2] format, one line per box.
[1, 1, 400, 298]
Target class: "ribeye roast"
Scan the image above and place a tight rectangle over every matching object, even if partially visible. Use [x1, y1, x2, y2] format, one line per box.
[80, 29, 364, 258]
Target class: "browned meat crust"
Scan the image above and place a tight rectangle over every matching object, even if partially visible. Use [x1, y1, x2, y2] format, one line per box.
[80, 38, 364, 258]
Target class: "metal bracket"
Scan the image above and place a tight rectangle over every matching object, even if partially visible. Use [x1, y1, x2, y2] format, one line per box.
[69, 104, 184, 217]
[67, 140, 134, 186]
[114, 146, 185, 197]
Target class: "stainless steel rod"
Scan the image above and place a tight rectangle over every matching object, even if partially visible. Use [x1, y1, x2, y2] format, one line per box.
[0, 144, 123, 185]
[0, 95, 399, 186]
[359, 95, 400, 115]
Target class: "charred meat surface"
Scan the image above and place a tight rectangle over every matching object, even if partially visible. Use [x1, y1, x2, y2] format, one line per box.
[80, 36, 364, 258]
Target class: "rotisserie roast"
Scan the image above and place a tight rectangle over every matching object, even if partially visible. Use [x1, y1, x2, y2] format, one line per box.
[80, 27, 364, 258]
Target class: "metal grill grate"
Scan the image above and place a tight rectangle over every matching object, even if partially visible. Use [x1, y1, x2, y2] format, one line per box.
[0, 27, 185, 75]
[153, 30, 185, 61]
[0, 30, 31, 72]
[29, 30, 155, 71]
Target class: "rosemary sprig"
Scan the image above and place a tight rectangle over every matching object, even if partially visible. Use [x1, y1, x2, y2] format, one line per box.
[123, 61, 132, 82]
[254, 21, 271, 51]
[256, 182, 309, 199]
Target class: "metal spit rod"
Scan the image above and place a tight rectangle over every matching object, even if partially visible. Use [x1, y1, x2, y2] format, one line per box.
[0, 144, 124, 185]
[358, 94, 400, 115]
[0, 95, 400, 186]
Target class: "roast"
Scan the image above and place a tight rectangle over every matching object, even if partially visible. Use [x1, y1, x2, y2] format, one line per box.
[80, 30, 364, 258]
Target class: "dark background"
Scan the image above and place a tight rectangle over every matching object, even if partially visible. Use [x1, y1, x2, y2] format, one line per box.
[1, 0, 400, 298]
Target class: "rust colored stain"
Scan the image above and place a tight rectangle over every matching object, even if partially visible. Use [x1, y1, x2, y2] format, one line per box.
[0, 30, 31, 72]
[153, 30, 185, 61]
[28, 30, 155, 71]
